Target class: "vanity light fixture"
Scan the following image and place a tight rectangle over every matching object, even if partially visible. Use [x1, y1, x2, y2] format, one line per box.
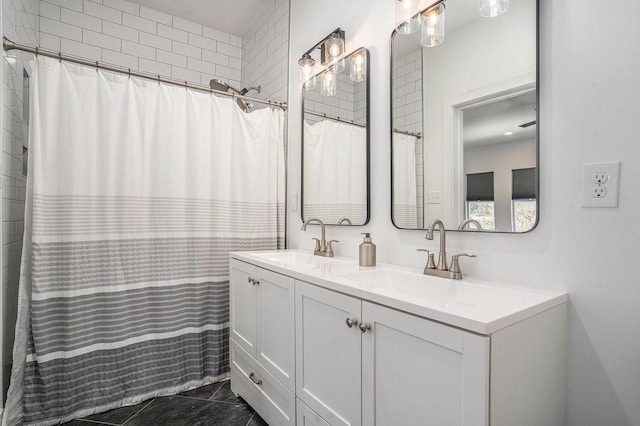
[479, 0, 509, 18]
[504, 131, 513, 135]
[421, 2, 445, 47]
[298, 28, 346, 89]
[396, 0, 422, 34]
[350, 50, 366, 82]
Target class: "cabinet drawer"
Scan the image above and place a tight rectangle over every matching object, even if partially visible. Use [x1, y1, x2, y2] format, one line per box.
[230, 340, 295, 426]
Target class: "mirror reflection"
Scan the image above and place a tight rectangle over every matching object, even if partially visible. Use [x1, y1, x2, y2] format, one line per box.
[391, 0, 538, 232]
[302, 48, 369, 225]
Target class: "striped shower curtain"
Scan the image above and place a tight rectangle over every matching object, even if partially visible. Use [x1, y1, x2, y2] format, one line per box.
[2, 56, 285, 425]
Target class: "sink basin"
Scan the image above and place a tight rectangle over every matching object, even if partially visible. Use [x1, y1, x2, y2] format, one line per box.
[337, 268, 462, 305]
[251, 251, 341, 266]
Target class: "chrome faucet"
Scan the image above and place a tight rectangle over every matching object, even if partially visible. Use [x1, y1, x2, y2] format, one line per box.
[418, 218, 476, 279]
[425, 219, 448, 270]
[301, 218, 338, 257]
[457, 218, 482, 231]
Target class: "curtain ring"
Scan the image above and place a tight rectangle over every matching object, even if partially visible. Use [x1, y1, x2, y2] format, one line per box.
[184, 80, 188, 89]
[157, 75, 161, 84]
[35, 46, 38, 56]
[58, 51, 62, 62]
[127, 68, 131, 78]
[95, 60, 99, 71]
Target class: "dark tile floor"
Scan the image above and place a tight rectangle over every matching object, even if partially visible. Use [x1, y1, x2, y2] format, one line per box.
[62, 381, 267, 426]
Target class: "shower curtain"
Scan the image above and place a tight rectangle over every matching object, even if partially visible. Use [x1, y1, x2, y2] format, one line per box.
[393, 133, 418, 228]
[303, 119, 367, 224]
[3, 56, 285, 426]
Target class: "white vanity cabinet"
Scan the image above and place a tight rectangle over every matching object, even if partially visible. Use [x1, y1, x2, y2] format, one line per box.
[229, 259, 295, 425]
[229, 251, 567, 426]
[295, 281, 489, 426]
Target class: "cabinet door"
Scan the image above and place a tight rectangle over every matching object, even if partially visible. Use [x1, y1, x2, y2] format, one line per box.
[230, 260, 258, 357]
[256, 268, 295, 391]
[297, 398, 331, 426]
[362, 302, 489, 426]
[295, 281, 362, 426]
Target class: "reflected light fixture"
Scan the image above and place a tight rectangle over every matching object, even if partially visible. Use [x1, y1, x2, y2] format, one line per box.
[350, 50, 366, 82]
[298, 28, 346, 90]
[321, 69, 337, 97]
[396, 0, 421, 35]
[421, 2, 445, 47]
[479, 0, 509, 17]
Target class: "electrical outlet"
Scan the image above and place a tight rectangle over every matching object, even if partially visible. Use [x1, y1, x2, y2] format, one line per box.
[582, 161, 621, 208]
[592, 186, 607, 198]
[593, 172, 608, 184]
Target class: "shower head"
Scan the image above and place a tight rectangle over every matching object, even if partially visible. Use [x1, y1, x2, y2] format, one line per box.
[209, 79, 231, 92]
[209, 79, 262, 112]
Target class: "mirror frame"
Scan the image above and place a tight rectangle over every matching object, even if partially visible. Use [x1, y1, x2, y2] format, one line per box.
[389, 0, 539, 233]
[301, 47, 371, 226]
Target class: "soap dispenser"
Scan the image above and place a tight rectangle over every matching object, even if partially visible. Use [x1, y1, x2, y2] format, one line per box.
[359, 233, 376, 266]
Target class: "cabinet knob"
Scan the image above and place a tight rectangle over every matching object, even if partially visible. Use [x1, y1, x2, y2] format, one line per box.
[248, 372, 262, 386]
[359, 322, 371, 333]
[247, 276, 260, 285]
[345, 317, 359, 328]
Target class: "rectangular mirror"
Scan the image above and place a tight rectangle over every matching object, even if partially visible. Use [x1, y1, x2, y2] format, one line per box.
[391, 0, 538, 232]
[302, 47, 370, 225]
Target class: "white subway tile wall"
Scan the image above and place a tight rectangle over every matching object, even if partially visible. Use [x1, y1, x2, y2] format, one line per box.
[38, 0, 244, 89]
[2, 0, 39, 401]
[393, 48, 424, 227]
[242, 0, 289, 103]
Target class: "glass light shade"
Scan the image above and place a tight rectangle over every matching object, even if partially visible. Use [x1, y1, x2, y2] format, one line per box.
[479, 0, 509, 17]
[298, 54, 316, 89]
[396, 0, 421, 34]
[421, 3, 445, 47]
[350, 51, 366, 82]
[303, 75, 317, 90]
[331, 58, 346, 73]
[324, 34, 344, 61]
[321, 70, 337, 97]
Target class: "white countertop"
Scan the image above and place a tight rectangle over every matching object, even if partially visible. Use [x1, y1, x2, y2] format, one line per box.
[230, 249, 567, 335]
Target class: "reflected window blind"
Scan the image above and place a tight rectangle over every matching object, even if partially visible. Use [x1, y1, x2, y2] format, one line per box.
[466, 172, 494, 201]
[512, 168, 536, 199]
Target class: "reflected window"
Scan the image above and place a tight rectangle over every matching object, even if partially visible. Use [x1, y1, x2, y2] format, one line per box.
[511, 167, 537, 232]
[466, 172, 495, 230]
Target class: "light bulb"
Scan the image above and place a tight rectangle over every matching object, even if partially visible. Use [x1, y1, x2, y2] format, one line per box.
[421, 3, 445, 47]
[479, 0, 509, 18]
[350, 51, 366, 82]
[298, 54, 316, 89]
[324, 33, 344, 60]
[321, 70, 337, 96]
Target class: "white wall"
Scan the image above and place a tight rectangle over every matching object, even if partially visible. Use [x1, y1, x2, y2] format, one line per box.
[288, 1, 640, 425]
[1, 0, 39, 402]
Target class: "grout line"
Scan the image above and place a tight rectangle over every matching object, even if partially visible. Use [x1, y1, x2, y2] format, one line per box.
[245, 413, 256, 426]
[121, 399, 155, 425]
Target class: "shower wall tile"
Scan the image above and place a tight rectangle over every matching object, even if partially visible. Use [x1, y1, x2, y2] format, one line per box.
[241, 0, 289, 104]
[2, 0, 38, 403]
[38, 0, 243, 89]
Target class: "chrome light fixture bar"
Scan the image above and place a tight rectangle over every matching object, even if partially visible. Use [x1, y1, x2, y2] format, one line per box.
[297, 28, 346, 89]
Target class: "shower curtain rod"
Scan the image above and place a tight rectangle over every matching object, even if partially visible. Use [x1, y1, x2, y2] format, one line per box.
[393, 128, 422, 139]
[2, 37, 288, 111]
[304, 109, 366, 128]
